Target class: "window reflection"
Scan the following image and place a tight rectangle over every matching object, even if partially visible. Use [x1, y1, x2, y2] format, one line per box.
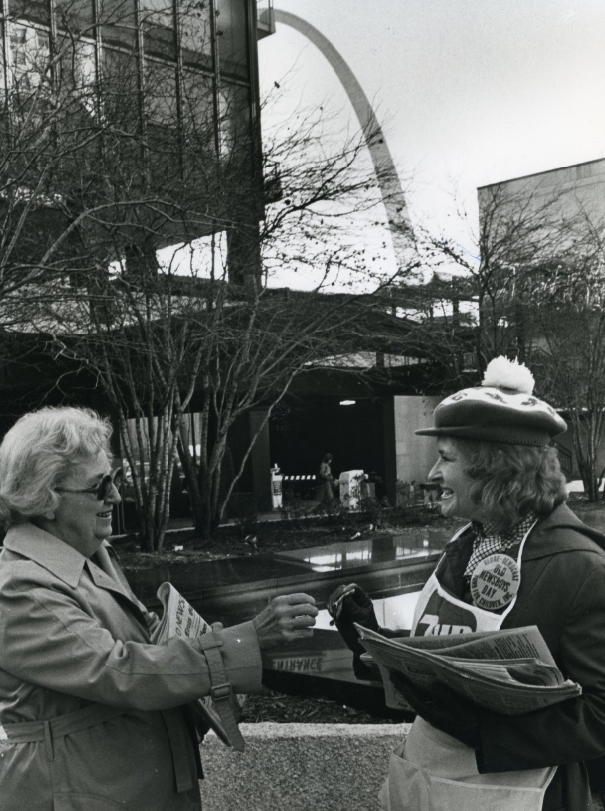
[145, 59, 178, 182]
[215, 0, 248, 78]
[180, 0, 212, 67]
[218, 81, 250, 159]
[8, 24, 50, 92]
[180, 68, 215, 171]
[10, 0, 51, 27]
[97, 0, 137, 48]
[54, 0, 95, 34]
[141, 0, 176, 60]
[302, 544, 372, 571]
[2, 0, 256, 233]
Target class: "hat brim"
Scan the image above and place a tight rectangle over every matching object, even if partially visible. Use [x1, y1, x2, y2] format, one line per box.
[414, 424, 556, 446]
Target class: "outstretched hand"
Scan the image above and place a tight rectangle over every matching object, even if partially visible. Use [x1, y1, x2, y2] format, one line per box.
[253, 593, 318, 650]
[327, 583, 379, 630]
[327, 584, 379, 680]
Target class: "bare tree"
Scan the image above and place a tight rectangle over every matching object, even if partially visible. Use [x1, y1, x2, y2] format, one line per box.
[408, 181, 583, 380]
[411, 180, 605, 497]
[528, 214, 605, 500]
[3, 4, 418, 549]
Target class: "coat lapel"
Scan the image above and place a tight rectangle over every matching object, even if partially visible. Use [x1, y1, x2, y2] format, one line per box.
[87, 545, 151, 624]
[3, 523, 149, 624]
[523, 502, 605, 560]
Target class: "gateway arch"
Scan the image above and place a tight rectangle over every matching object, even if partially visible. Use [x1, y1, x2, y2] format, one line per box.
[273, 9, 415, 275]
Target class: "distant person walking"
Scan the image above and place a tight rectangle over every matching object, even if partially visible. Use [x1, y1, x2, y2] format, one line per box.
[316, 453, 336, 509]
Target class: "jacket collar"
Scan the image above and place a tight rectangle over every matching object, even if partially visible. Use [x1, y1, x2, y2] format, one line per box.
[523, 502, 605, 560]
[3, 522, 113, 589]
[453, 502, 605, 560]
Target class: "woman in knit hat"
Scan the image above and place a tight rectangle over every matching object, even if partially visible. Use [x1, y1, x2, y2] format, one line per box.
[329, 357, 605, 811]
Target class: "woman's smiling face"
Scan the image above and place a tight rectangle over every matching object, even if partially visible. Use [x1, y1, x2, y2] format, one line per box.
[428, 437, 484, 522]
[40, 449, 121, 557]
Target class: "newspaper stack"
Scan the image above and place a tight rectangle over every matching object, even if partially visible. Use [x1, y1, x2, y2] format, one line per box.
[355, 624, 581, 716]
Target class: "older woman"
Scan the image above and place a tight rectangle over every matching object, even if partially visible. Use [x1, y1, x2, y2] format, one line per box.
[0, 406, 318, 811]
[329, 357, 605, 811]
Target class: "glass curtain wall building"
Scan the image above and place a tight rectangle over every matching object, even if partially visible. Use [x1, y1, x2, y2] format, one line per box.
[0, 0, 265, 270]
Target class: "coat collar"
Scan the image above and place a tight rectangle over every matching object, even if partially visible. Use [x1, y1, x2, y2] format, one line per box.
[523, 502, 605, 560]
[3, 522, 118, 590]
[452, 502, 605, 561]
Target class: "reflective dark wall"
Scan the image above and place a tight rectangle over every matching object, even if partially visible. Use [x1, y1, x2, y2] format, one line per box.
[270, 396, 386, 494]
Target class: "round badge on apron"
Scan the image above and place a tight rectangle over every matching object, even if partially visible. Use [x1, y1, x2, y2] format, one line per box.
[470, 552, 520, 611]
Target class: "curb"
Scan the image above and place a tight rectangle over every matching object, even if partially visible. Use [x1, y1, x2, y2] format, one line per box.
[199, 722, 411, 811]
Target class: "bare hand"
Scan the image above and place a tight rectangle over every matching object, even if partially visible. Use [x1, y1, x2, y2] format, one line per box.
[253, 593, 318, 650]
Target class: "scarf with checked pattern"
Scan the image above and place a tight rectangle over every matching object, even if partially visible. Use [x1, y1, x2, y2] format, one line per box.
[464, 512, 538, 583]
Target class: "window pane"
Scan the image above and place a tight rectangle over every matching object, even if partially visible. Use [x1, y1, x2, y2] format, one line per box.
[140, 0, 175, 60]
[179, 0, 212, 68]
[215, 0, 248, 79]
[7, 23, 50, 93]
[97, 0, 136, 48]
[218, 80, 250, 160]
[8, 0, 51, 27]
[101, 47, 140, 133]
[180, 68, 213, 143]
[0, 21, 4, 94]
[145, 59, 176, 126]
[179, 69, 216, 192]
[54, 0, 95, 37]
[100, 48, 142, 186]
[56, 36, 96, 91]
[145, 59, 178, 182]
[0, 21, 7, 129]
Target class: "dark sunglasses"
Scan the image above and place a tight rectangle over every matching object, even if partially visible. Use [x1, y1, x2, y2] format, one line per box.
[56, 467, 123, 501]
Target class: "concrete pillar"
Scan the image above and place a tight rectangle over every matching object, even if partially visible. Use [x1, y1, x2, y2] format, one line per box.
[249, 408, 272, 511]
[384, 395, 443, 503]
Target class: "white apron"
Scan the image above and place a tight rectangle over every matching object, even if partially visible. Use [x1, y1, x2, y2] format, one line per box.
[379, 521, 556, 811]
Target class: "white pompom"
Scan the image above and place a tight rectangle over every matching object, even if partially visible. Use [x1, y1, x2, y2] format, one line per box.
[482, 356, 535, 395]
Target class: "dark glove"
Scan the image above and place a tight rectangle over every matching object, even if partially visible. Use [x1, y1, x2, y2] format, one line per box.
[328, 584, 379, 679]
[389, 670, 482, 749]
[328, 583, 378, 628]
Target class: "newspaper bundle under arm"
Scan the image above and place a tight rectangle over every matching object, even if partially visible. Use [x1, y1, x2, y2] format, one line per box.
[356, 624, 582, 716]
[152, 582, 246, 751]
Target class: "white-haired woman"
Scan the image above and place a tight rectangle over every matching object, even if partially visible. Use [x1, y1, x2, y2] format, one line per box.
[329, 358, 605, 811]
[0, 406, 317, 811]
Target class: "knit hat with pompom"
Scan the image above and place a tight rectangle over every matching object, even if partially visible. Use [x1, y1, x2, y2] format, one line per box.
[415, 357, 567, 446]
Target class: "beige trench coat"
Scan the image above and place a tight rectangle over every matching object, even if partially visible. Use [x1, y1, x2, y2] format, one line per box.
[0, 523, 262, 811]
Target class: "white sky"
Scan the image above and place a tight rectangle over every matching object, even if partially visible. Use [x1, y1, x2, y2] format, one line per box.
[258, 0, 605, 284]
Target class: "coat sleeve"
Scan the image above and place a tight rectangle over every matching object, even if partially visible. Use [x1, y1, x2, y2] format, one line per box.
[479, 559, 605, 771]
[0, 568, 263, 711]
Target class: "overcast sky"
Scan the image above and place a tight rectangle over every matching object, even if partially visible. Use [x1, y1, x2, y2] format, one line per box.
[257, 0, 605, 281]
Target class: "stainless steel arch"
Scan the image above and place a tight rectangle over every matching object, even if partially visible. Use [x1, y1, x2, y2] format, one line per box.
[273, 9, 415, 274]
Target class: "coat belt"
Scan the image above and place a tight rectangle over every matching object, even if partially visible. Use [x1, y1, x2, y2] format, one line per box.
[0, 703, 195, 794]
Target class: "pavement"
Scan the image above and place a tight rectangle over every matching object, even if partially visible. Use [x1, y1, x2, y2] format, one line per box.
[199, 722, 411, 811]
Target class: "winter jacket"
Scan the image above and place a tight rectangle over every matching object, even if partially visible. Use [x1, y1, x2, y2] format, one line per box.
[351, 504, 605, 811]
[477, 504, 605, 811]
[0, 522, 262, 811]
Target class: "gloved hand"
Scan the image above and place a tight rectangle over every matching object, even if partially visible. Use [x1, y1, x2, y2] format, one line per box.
[327, 583, 379, 629]
[327, 584, 379, 680]
[389, 670, 482, 749]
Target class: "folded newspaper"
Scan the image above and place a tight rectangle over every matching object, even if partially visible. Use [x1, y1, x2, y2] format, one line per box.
[152, 582, 244, 750]
[355, 624, 582, 716]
